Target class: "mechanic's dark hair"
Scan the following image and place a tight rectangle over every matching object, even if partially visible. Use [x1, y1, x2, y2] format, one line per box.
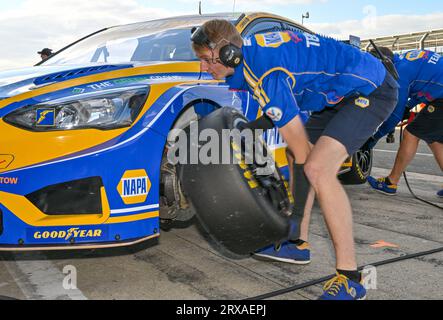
[369, 46, 395, 62]
[192, 19, 243, 54]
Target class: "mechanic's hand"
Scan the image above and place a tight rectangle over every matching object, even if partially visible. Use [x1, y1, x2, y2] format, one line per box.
[362, 136, 378, 150]
[237, 115, 275, 131]
[236, 121, 248, 131]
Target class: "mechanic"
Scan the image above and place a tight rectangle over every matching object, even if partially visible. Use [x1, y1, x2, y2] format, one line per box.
[191, 19, 399, 300]
[364, 48, 443, 197]
[37, 48, 53, 61]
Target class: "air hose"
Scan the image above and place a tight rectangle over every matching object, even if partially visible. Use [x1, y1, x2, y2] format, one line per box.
[245, 126, 442, 300]
[399, 126, 443, 210]
[246, 246, 443, 300]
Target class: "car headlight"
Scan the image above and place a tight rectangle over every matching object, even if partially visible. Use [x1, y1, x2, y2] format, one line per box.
[4, 86, 150, 131]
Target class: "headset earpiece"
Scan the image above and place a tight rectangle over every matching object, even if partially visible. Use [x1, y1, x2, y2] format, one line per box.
[219, 44, 243, 68]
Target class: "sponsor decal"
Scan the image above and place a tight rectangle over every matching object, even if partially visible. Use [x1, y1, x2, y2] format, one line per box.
[304, 33, 321, 48]
[117, 169, 151, 205]
[255, 32, 291, 48]
[87, 81, 113, 90]
[36, 108, 55, 127]
[355, 97, 370, 108]
[0, 176, 19, 185]
[0, 155, 14, 169]
[27, 227, 108, 243]
[265, 107, 283, 122]
[72, 88, 85, 94]
[428, 105, 435, 113]
[288, 32, 304, 44]
[405, 50, 427, 61]
[428, 53, 441, 65]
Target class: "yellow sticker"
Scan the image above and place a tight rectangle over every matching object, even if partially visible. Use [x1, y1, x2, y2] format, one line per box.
[355, 97, 370, 108]
[255, 32, 291, 48]
[117, 169, 151, 205]
[405, 50, 426, 61]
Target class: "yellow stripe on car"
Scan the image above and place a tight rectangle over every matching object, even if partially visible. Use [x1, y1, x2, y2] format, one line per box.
[0, 187, 158, 226]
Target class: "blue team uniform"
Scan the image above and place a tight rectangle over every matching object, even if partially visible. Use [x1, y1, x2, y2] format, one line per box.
[372, 50, 443, 142]
[226, 31, 388, 128]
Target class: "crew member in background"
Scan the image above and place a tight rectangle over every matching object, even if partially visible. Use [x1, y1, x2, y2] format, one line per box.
[365, 48, 443, 197]
[38, 48, 53, 61]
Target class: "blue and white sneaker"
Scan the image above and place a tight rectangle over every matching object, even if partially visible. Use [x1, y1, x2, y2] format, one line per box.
[368, 176, 398, 196]
[253, 241, 311, 264]
[437, 189, 443, 198]
[319, 273, 367, 300]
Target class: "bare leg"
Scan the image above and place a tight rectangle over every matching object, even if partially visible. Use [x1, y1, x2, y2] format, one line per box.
[299, 189, 315, 242]
[286, 148, 315, 243]
[429, 142, 443, 170]
[304, 136, 356, 270]
[388, 129, 420, 184]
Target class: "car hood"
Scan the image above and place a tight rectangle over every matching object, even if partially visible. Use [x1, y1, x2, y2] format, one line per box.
[0, 63, 141, 99]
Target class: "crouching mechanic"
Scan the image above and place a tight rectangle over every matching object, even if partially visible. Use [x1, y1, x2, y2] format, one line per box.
[191, 20, 399, 300]
[365, 49, 443, 197]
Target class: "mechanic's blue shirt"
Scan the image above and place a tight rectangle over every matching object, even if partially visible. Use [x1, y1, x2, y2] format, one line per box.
[373, 50, 443, 141]
[226, 31, 387, 127]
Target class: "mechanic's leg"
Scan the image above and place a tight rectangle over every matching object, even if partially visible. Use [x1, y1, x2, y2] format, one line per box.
[287, 149, 315, 242]
[429, 142, 443, 170]
[388, 129, 420, 185]
[304, 136, 356, 270]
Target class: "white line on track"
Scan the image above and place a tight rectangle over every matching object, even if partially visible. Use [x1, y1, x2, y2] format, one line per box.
[2, 253, 87, 300]
[374, 149, 434, 157]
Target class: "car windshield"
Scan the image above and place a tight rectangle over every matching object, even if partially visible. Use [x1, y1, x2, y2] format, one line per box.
[41, 19, 204, 66]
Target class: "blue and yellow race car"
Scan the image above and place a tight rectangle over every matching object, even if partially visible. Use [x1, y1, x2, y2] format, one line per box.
[0, 12, 372, 253]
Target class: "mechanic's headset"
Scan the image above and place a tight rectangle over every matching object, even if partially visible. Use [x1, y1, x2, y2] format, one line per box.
[191, 26, 243, 68]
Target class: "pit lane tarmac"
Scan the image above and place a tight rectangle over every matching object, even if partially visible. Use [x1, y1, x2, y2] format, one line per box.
[0, 139, 442, 300]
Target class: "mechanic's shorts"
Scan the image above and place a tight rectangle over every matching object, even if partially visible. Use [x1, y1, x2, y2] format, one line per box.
[406, 100, 443, 144]
[305, 73, 399, 155]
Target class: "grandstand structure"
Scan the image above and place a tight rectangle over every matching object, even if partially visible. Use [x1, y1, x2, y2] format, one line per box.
[361, 29, 443, 53]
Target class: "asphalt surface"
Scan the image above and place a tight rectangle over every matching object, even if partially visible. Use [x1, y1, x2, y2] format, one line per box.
[0, 136, 442, 300]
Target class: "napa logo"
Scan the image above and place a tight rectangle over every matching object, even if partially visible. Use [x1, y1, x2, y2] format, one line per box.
[36, 108, 55, 127]
[117, 169, 151, 204]
[355, 97, 370, 108]
[256, 32, 291, 48]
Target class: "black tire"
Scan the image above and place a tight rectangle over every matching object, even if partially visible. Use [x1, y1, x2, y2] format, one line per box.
[339, 148, 373, 185]
[177, 107, 291, 258]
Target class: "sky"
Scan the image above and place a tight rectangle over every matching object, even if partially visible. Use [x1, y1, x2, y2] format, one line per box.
[0, 0, 442, 71]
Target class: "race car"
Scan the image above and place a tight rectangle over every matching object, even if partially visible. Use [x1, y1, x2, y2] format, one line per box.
[0, 12, 372, 254]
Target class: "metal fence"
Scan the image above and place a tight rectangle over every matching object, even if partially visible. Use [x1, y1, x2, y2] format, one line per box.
[361, 29, 443, 54]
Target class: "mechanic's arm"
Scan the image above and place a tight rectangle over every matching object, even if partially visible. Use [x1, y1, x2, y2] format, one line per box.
[259, 71, 311, 164]
[368, 87, 409, 148]
[279, 117, 311, 164]
[259, 71, 311, 233]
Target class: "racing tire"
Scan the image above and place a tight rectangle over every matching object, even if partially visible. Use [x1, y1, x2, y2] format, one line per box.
[339, 148, 373, 185]
[177, 107, 292, 258]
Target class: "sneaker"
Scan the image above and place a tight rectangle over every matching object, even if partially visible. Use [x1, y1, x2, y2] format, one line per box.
[319, 273, 367, 300]
[367, 176, 397, 195]
[437, 190, 443, 198]
[253, 241, 311, 264]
